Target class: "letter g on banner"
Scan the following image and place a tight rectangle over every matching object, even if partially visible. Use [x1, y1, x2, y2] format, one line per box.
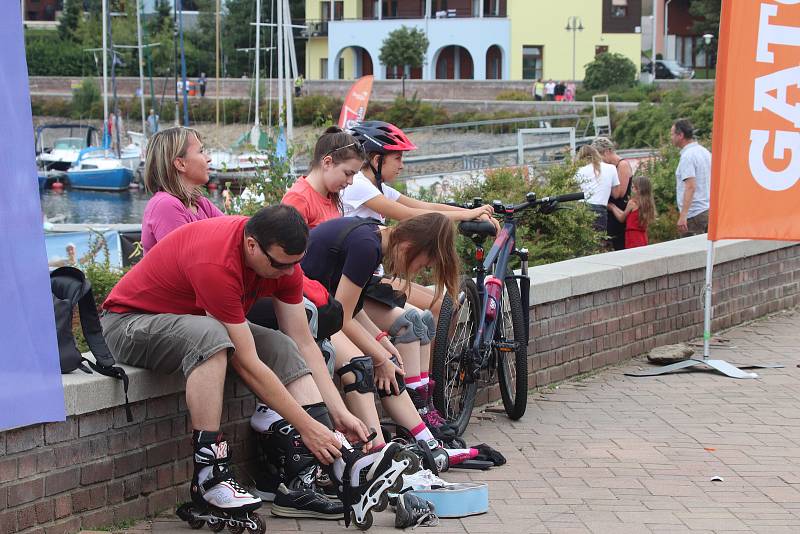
[748, 130, 800, 191]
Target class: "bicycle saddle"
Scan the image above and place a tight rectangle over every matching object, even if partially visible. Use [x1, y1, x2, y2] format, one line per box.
[458, 220, 497, 238]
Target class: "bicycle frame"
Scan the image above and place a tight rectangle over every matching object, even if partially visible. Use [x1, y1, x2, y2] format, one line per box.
[467, 215, 530, 380]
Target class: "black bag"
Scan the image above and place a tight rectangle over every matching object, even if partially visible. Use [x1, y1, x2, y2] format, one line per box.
[51, 266, 132, 421]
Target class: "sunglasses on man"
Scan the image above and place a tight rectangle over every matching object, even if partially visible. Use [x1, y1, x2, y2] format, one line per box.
[255, 240, 304, 270]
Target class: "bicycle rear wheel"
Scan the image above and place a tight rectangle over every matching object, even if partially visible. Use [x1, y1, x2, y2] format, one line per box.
[431, 277, 480, 436]
[496, 274, 528, 420]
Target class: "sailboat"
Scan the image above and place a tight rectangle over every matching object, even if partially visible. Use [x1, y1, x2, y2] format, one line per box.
[67, 0, 133, 191]
[207, 0, 296, 182]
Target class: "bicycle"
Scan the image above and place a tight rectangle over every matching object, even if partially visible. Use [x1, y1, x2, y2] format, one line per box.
[431, 191, 585, 436]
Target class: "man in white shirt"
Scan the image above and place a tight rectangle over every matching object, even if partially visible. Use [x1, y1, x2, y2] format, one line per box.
[671, 119, 711, 236]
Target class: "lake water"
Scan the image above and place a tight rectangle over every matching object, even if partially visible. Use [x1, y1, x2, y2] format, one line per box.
[40, 188, 226, 225]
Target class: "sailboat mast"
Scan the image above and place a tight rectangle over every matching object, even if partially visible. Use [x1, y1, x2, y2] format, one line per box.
[283, 0, 293, 147]
[277, 0, 284, 128]
[102, 0, 109, 145]
[255, 0, 261, 128]
[216, 0, 220, 127]
[136, 0, 146, 138]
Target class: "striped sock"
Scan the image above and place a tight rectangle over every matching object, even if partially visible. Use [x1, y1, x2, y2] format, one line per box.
[405, 375, 423, 390]
[420, 372, 429, 388]
[410, 422, 435, 442]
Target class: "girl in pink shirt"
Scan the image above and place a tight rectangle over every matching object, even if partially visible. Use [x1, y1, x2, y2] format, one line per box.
[140, 127, 222, 253]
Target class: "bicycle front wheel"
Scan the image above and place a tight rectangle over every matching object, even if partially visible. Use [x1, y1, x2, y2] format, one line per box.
[496, 274, 528, 420]
[431, 277, 480, 436]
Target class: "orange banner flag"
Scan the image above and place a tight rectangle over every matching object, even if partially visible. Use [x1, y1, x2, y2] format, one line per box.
[708, 0, 800, 241]
[338, 75, 374, 129]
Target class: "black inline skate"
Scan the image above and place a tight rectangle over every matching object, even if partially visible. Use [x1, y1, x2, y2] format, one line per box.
[176, 431, 265, 534]
[252, 405, 343, 519]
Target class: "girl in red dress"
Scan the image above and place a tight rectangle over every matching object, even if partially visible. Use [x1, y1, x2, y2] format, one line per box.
[607, 175, 656, 249]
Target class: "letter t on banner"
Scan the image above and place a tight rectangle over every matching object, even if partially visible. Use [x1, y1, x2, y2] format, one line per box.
[0, 9, 66, 429]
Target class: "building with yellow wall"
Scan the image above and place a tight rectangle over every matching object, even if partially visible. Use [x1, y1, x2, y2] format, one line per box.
[304, 0, 643, 81]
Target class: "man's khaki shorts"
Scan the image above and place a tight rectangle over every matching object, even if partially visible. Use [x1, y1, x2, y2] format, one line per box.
[684, 210, 709, 237]
[100, 311, 310, 384]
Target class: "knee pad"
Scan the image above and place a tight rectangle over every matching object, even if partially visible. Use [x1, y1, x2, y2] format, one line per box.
[420, 310, 435, 344]
[303, 297, 319, 339]
[336, 355, 376, 395]
[318, 339, 336, 378]
[389, 309, 432, 345]
[378, 356, 407, 398]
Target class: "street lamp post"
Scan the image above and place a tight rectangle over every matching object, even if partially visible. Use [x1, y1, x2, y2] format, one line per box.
[702, 33, 714, 79]
[565, 16, 584, 81]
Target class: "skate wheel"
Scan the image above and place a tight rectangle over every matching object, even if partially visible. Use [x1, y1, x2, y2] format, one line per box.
[389, 476, 405, 494]
[352, 510, 373, 530]
[396, 450, 421, 474]
[373, 492, 389, 513]
[208, 519, 225, 533]
[187, 517, 205, 530]
[228, 523, 244, 534]
[246, 513, 265, 534]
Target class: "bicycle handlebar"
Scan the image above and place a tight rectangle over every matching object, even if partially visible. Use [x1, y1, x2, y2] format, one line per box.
[445, 191, 584, 215]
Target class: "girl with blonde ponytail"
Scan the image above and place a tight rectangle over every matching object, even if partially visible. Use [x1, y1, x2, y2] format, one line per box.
[574, 145, 624, 233]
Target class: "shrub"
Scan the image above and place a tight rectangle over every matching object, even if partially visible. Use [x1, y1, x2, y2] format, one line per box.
[450, 164, 603, 268]
[72, 78, 101, 117]
[293, 95, 342, 127]
[575, 83, 661, 103]
[370, 94, 449, 128]
[496, 90, 534, 101]
[25, 31, 86, 76]
[613, 89, 714, 148]
[583, 52, 637, 91]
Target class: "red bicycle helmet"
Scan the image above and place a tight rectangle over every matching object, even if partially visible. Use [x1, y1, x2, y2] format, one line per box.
[348, 121, 417, 154]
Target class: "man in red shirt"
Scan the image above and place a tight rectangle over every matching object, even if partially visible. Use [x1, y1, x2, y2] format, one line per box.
[101, 206, 413, 525]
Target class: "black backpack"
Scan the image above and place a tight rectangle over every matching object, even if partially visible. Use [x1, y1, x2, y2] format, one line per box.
[51, 266, 132, 422]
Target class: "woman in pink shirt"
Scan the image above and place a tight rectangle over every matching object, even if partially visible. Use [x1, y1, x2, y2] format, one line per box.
[140, 127, 222, 253]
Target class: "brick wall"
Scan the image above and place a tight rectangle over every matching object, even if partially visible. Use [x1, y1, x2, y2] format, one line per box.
[471, 244, 800, 409]
[1, 242, 798, 533]
[0, 381, 258, 534]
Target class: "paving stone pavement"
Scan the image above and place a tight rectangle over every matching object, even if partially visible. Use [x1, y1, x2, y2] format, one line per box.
[113, 308, 800, 534]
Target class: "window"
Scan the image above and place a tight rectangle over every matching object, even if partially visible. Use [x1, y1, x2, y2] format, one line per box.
[338, 57, 345, 79]
[321, 1, 344, 21]
[522, 46, 543, 80]
[611, 0, 627, 18]
[320, 58, 328, 79]
[382, 0, 398, 17]
[595, 45, 609, 56]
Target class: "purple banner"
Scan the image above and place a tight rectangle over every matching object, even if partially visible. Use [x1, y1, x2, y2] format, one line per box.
[0, 9, 66, 430]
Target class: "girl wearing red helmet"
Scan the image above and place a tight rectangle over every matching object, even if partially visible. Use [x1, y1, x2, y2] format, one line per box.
[342, 121, 500, 434]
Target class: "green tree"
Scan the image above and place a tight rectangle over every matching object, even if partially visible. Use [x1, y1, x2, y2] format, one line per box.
[690, 0, 721, 69]
[58, 0, 83, 42]
[582, 52, 637, 90]
[379, 25, 429, 80]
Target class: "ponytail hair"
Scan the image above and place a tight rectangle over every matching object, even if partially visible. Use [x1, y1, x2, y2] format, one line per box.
[383, 213, 458, 307]
[311, 126, 365, 168]
[577, 145, 602, 178]
[310, 126, 365, 212]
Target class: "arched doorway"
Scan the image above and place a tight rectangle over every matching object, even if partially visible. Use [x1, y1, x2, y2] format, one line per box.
[434, 46, 474, 79]
[332, 46, 374, 79]
[486, 45, 503, 80]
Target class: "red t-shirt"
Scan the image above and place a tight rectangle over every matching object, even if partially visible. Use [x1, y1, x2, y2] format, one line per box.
[103, 216, 303, 323]
[282, 177, 341, 229]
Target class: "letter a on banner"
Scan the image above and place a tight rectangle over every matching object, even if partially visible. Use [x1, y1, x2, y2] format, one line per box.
[708, 0, 800, 240]
[0, 9, 66, 429]
[338, 75, 374, 129]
